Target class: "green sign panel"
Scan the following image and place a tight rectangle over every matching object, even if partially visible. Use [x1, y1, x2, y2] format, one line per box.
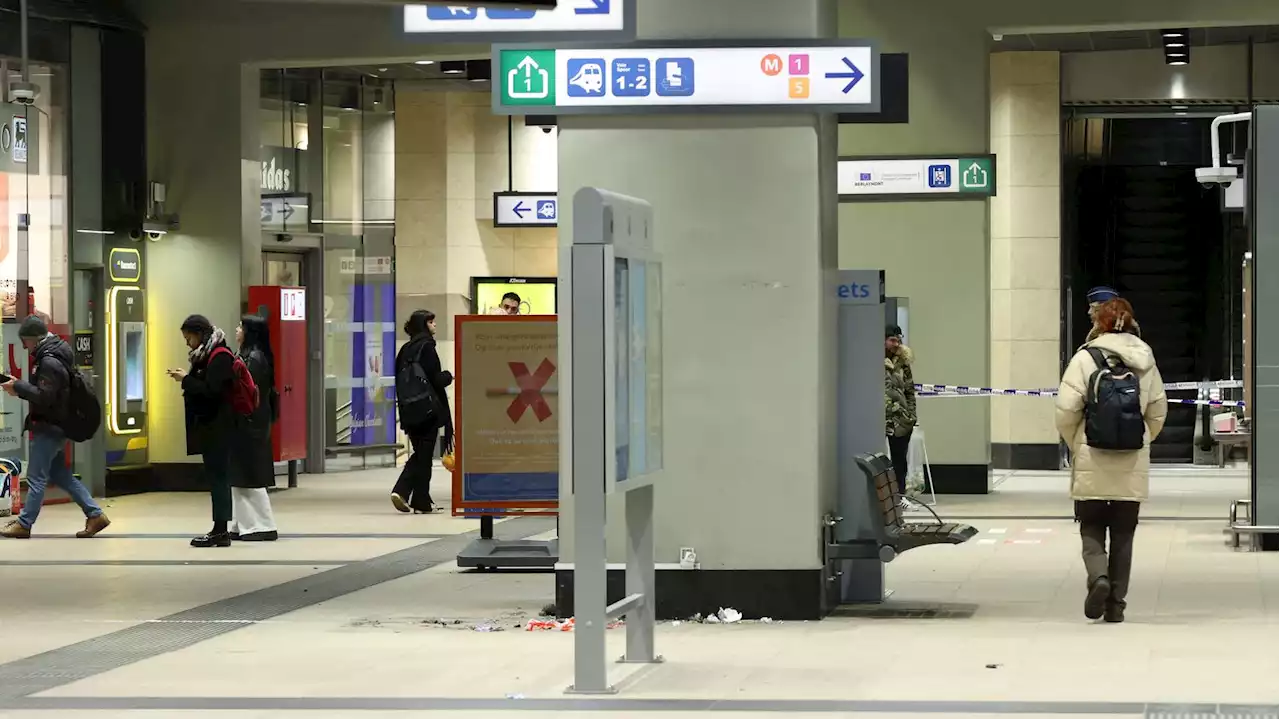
[499, 49, 556, 107]
[957, 157, 993, 194]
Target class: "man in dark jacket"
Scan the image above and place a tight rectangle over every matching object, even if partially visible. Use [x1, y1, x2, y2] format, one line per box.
[0, 316, 110, 539]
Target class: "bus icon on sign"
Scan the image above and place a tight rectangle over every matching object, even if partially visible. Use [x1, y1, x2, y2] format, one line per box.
[927, 164, 952, 188]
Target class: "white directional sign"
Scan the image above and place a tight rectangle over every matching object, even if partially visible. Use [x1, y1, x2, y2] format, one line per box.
[495, 42, 879, 115]
[494, 192, 559, 227]
[837, 156, 996, 200]
[260, 194, 310, 230]
[404, 0, 631, 39]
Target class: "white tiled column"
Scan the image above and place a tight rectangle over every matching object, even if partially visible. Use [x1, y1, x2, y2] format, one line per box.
[990, 51, 1062, 469]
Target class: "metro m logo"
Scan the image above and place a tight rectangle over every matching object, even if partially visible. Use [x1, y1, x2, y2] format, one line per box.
[760, 53, 782, 76]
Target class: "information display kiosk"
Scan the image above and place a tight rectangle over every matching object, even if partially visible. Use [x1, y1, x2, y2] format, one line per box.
[104, 246, 148, 467]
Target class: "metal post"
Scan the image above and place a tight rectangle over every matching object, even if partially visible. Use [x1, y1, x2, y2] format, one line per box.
[480, 514, 494, 540]
[621, 482, 660, 664]
[567, 243, 613, 695]
[287, 459, 298, 489]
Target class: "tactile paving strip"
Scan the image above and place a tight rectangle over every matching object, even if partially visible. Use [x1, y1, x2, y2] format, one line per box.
[0, 516, 553, 699]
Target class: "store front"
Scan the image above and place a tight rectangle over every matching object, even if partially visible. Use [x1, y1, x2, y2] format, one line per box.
[258, 69, 397, 474]
[0, 5, 146, 500]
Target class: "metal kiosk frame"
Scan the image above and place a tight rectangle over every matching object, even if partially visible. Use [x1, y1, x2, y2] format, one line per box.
[565, 187, 664, 694]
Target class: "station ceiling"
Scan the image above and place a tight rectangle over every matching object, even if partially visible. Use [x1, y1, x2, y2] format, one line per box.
[994, 24, 1278, 52]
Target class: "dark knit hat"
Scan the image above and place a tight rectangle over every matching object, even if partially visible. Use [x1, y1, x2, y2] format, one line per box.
[885, 324, 903, 339]
[18, 315, 48, 338]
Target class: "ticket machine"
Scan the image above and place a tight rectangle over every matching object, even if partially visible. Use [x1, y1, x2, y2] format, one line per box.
[104, 246, 148, 466]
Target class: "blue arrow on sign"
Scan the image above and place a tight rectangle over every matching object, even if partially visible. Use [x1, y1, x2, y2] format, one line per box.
[512, 201, 530, 219]
[824, 57, 865, 94]
[575, 0, 610, 15]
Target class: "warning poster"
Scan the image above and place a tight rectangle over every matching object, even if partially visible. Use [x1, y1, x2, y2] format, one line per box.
[454, 316, 559, 509]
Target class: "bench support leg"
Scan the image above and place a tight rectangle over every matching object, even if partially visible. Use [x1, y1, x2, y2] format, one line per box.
[287, 460, 298, 489]
[481, 515, 494, 540]
[838, 558, 885, 604]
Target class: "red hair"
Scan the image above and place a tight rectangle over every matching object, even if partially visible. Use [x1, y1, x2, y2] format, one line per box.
[1091, 297, 1138, 335]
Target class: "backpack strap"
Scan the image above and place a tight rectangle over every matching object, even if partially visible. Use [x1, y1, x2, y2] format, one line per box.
[1084, 347, 1109, 406]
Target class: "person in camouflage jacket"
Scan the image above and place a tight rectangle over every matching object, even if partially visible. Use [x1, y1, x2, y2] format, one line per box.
[884, 325, 916, 498]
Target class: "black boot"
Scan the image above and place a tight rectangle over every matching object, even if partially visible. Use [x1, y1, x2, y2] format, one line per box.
[1084, 576, 1110, 620]
[1104, 601, 1125, 623]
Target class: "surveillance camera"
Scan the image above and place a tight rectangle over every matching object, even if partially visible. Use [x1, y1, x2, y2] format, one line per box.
[1195, 166, 1238, 188]
[146, 231, 164, 241]
[7, 82, 38, 105]
[540, 126, 553, 134]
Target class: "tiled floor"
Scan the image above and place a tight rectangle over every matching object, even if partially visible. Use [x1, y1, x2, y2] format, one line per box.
[0, 465, 1273, 717]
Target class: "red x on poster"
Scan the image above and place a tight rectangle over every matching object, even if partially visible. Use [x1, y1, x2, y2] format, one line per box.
[507, 359, 556, 422]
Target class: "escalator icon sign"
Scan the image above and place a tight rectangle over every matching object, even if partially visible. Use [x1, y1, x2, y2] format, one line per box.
[508, 54, 551, 100]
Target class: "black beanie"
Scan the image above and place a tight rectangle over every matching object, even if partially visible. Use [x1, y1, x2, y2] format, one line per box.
[885, 324, 902, 339]
[18, 315, 48, 339]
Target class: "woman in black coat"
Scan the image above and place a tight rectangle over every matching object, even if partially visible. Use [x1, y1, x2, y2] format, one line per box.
[391, 309, 452, 514]
[230, 314, 278, 541]
[167, 314, 237, 548]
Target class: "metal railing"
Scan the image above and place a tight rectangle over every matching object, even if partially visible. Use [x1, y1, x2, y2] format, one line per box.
[1223, 498, 1278, 550]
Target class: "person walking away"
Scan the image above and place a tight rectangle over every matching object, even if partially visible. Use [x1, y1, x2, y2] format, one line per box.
[1055, 298, 1167, 623]
[167, 315, 240, 548]
[391, 310, 453, 514]
[884, 324, 917, 506]
[0, 316, 109, 539]
[230, 315, 278, 541]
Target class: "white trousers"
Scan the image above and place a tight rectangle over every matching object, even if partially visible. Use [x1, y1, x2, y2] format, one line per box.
[230, 487, 277, 535]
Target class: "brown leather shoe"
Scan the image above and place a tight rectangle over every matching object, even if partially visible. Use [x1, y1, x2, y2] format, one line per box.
[0, 520, 31, 539]
[76, 514, 111, 539]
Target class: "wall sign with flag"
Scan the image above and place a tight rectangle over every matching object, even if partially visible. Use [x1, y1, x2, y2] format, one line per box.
[837, 155, 997, 200]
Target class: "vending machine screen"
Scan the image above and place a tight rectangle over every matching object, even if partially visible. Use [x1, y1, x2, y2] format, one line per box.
[122, 322, 146, 402]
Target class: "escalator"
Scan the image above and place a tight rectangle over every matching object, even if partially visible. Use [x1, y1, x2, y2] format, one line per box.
[1065, 117, 1226, 463]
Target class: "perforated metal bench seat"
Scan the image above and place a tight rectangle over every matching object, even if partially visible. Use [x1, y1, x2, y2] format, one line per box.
[893, 522, 979, 552]
[832, 452, 978, 562]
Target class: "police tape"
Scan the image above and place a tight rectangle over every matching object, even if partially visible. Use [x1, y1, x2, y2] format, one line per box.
[915, 387, 1245, 408]
[916, 379, 1243, 393]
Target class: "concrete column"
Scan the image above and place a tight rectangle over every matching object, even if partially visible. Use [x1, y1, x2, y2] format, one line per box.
[142, 16, 256, 465]
[989, 51, 1062, 470]
[837, 1, 991, 493]
[555, 0, 839, 619]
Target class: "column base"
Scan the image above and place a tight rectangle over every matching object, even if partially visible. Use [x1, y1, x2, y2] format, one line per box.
[991, 443, 1060, 471]
[555, 568, 826, 621]
[929, 464, 991, 494]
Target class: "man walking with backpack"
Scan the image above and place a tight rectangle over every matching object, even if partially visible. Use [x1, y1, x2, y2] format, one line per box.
[0, 316, 110, 539]
[1055, 298, 1167, 623]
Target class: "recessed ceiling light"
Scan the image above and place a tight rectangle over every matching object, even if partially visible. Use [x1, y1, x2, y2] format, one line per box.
[1168, 60, 1188, 65]
[1171, 105, 1188, 110]
[1162, 30, 1186, 38]
[378, 67, 389, 72]
[415, 60, 435, 65]
[1165, 42, 1186, 48]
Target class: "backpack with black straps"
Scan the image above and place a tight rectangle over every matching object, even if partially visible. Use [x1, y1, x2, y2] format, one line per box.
[58, 360, 102, 443]
[210, 347, 260, 416]
[1083, 347, 1145, 451]
[396, 340, 442, 429]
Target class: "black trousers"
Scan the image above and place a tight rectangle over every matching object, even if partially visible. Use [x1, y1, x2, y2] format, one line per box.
[202, 444, 234, 523]
[887, 430, 912, 496]
[1076, 499, 1140, 609]
[393, 430, 438, 512]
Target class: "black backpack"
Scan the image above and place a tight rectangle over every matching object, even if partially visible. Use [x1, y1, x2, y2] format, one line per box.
[53, 356, 102, 443]
[1083, 348, 1144, 451]
[395, 341, 442, 429]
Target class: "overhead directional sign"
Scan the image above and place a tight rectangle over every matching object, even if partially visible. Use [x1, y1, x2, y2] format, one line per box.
[404, 0, 633, 40]
[494, 192, 559, 227]
[493, 41, 879, 115]
[261, 194, 310, 230]
[837, 156, 996, 200]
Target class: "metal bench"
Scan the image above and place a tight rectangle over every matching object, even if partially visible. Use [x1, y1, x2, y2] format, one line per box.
[827, 452, 977, 602]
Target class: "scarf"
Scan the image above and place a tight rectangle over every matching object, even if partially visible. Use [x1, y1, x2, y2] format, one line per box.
[188, 327, 226, 365]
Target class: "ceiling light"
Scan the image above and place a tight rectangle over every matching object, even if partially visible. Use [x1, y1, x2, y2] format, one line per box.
[378, 67, 388, 72]
[1171, 105, 1188, 110]
[1165, 42, 1186, 48]
[1168, 59, 1188, 65]
[440, 61, 466, 74]
[414, 60, 435, 65]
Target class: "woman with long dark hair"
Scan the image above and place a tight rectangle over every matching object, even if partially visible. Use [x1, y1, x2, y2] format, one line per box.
[167, 315, 236, 548]
[391, 309, 452, 513]
[231, 314, 279, 541]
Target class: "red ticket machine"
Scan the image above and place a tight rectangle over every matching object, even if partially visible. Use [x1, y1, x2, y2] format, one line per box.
[247, 286, 308, 469]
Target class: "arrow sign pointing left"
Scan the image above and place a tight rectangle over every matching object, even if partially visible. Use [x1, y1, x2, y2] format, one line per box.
[824, 57, 865, 94]
[512, 201, 530, 218]
[575, 0, 610, 15]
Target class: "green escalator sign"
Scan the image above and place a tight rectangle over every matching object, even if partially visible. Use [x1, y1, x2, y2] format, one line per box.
[499, 50, 556, 107]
